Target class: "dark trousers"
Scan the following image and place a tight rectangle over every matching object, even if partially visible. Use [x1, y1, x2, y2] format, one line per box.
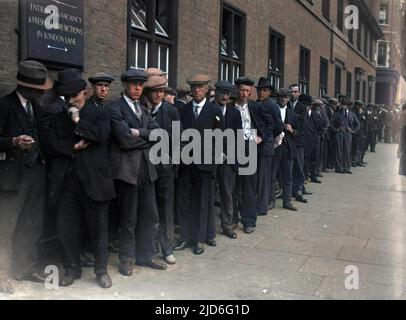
[177, 165, 216, 243]
[270, 145, 294, 205]
[257, 156, 272, 215]
[292, 147, 305, 197]
[367, 130, 377, 152]
[343, 133, 352, 172]
[117, 180, 157, 265]
[155, 166, 175, 257]
[235, 171, 258, 228]
[0, 163, 45, 279]
[218, 164, 236, 232]
[327, 137, 335, 168]
[334, 132, 344, 171]
[57, 171, 109, 276]
[310, 136, 321, 179]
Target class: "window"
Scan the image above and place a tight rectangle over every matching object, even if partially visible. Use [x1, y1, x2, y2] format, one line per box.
[355, 70, 363, 100]
[337, 0, 344, 31]
[220, 4, 246, 83]
[369, 37, 374, 62]
[377, 42, 389, 67]
[128, 0, 176, 81]
[364, 29, 368, 57]
[335, 65, 342, 98]
[299, 46, 311, 94]
[319, 57, 329, 96]
[379, 5, 389, 25]
[357, 22, 362, 51]
[362, 80, 367, 102]
[268, 29, 285, 90]
[322, 0, 330, 20]
[348, 28, 354, 44]
[346, 71, 352, 98]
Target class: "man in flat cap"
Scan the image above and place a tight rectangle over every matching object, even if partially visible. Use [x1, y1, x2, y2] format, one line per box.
[269, 88, 300, 212]
[351, 101, 367, 168]
[174, 84, 191, 112]
[174, 74, 223, 255]
[255, 77, 282, 215]
[365, 104, 378, 153]
[289, 85, 311, 203]
[0, 61, 52, 293]
[142, 73, 181, 265]
[108, 69, 166, 276]
[44, 69, 115, 288]
[88, 73, 114, 108]
[232, 77, 266, 233]
[213, 81, 242, 239]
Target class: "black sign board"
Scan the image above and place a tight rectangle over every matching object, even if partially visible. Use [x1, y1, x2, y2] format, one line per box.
[20, 0, 84, 69]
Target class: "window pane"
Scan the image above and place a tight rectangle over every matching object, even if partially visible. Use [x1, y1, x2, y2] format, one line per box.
[156, 0, 169, 37]
[130, 38, 148, 70]
[233, 15, 243, 60]
[222, 9, 232, 57]
[131, 0, 148, 31]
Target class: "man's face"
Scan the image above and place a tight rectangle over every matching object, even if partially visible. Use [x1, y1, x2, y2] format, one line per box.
[191, 84, 209, 103]
[277, 95, 290, 107]
[68, 90, 87, 109]
[125, 81, 144, 101]
[257, 88, 271, 102]
[290, 86, 300, 101]
[208, 90, 215, 102]
[215, 90, 231, 106]
[165, 93, 176, 105]
[342, 104, 348, 111]
[238, 85, 252, 101]
[150, 88, 165, 106]
[93, 82, 110, 101]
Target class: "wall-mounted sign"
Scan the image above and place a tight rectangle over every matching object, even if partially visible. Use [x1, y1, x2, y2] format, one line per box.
[20, 0, 84, 69]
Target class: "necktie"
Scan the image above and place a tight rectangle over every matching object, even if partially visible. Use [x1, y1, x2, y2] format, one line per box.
[133, 101, 142, 120]
[151, 106, 158, 119]
[193, 105, 199, 119]
[26, 101, 34, 122]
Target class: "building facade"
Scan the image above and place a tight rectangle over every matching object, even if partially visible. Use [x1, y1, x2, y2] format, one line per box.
[0, 0, 386, 103]
[375, 0, 406, 106]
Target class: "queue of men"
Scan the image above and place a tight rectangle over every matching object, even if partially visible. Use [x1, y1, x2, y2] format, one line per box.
[0, 60, 384, 293]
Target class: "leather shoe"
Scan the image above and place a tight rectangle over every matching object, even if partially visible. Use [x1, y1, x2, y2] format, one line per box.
[97, 273, 112, 289]
[311, 178, 322, 184]
[20, 272, 47, 284]
[345, 171, 353, 174]
[223, 230, 237, 239]
[206, 239, 217, 247]
[336, 170, 346, 174]
[302, 190, 313, 196]
[244, 227, 255, 234]
[257, 212, 268, 216]
[59, 273, 81, 287]
[138, 259, 167, 270]
[357, 163, 366, 167]
[174, 240, 192, 251]
[268, 201, 276, 210]
[193, 243, 205, 255]
[283, 203, 298, 211]
[119, 262, 133, 277]
[295, 195, 308, 203]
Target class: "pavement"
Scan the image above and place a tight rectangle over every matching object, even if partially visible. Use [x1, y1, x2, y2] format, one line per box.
[1, 143, 405, 300]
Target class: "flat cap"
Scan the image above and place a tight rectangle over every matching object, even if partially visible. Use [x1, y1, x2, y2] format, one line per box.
[121, 69, 148, 83]
[176, 84, 191, 94]
[215, 81, 234, 92]
[313, 99, 324, 106]
[88, 72, 114, 84]
[354, 100, 365, 106]
[187, 74, 211, 86]
[235, 77, 255, 86]
[277, 88, 292, 97]
[298, 94, 313, 105]
[144, 75, 167, 90]
[328, 97, 339, 104]
[146, 68, 165, 78]
[165, 87, 177, 95]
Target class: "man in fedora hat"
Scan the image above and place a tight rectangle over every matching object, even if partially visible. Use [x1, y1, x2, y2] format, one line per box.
[142, 73, 181, 265]
[255, 77, 282, 214]
[0, 60, 53, 292]
[174, 74, 224, 255]
[44, 69, 115, 288]
[108, 69, 167, 276]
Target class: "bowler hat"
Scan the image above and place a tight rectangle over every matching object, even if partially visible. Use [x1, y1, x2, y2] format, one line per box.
[187, 74, 211, 86]
[16, 60, 53, 90]
[215, 81, 234, 92]
[88, 72, 114, 84]
[298, 94, 313, 105]
[121, 69, 148, 83]
[235, 77, 255, 86]
[256, 77, 273, 89]
[55, 69, 87, 96]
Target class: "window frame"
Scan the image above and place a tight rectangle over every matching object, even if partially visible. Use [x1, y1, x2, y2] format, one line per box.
[322, 0, 330, 21]
[299, 45, 311, 95]
[334, 64, 342, 98]
[268, 28, 285, 91]
[319, 57, 329, 97]
[337, 0, 344, 31]
[346, 71, 353, 99]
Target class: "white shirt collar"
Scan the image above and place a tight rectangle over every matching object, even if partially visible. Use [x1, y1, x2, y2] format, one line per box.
[16, 91, 28, 108]
[123, 94, 136, 106]
[193, 98, 206, 108]
[154, 102, 162, 111]
[235, 102, 248, 110]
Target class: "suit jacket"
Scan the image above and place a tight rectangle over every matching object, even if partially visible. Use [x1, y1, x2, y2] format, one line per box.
[180, 99, 224, 173]
[44, 99, 115, 203]
[108, 96, 160, 186]
[290, 100, 307, 147]
[220, 103, 243, 168]
[258, 98, 282, 156]
[277, 105, 300, 160]
[0, 91, 45, 191]
[348, 110, 361, 135]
